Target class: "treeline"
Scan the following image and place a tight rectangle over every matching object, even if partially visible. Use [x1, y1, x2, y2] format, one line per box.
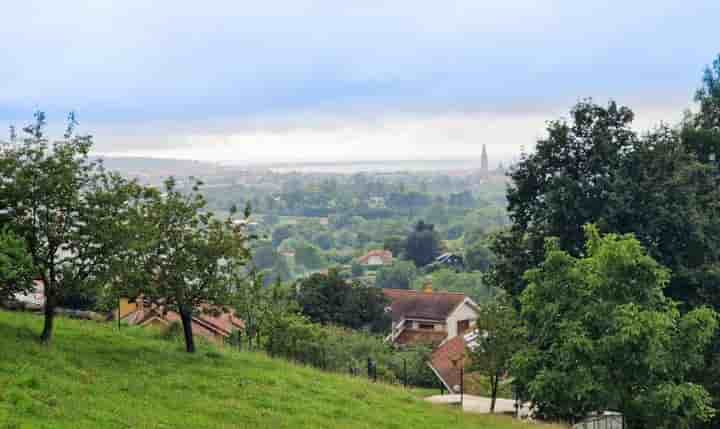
[486, 55, 720, 428]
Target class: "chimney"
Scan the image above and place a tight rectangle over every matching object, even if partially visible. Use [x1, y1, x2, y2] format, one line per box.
[422, 278, 433, 294]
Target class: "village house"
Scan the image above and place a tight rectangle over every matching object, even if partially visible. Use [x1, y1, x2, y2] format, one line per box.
[118, 298, 244, 345]
[358, 249, 393, 266]
[382, 281, 479, 347]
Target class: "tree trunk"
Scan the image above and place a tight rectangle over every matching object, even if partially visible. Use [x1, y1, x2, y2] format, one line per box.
[490, 375, 499, 413]
[179, 308, 196, 353]
[40, 295, 55, 344]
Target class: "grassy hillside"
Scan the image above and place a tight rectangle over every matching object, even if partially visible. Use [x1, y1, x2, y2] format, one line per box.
[0, 310, 555, 429]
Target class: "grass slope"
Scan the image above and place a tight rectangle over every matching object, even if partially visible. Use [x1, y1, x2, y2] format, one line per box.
[0, 310, 553, 429]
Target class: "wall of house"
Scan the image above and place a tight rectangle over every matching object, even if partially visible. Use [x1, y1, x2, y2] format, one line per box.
[446, 301, 479, 339]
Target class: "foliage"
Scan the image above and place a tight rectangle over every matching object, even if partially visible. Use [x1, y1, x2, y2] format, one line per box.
[296, 270, 390, 333]
[375, 261, 416, 290]
[123, 177, 250, 352]
[514, 226, 718, 427]
[418, 269, 499, 304]
[465, 243, 495, 272]
[694, 54, 720, 130]
[264, 312, 436, 387]
[0, 229, 34, 302]
[469, 301, 525, 413]
[0, 112, 142, 343]
[405, 220, 442, 267]
[293, 241, 326, 270]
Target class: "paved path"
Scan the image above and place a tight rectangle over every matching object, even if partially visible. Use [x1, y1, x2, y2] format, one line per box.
[425, 394, 531, 417]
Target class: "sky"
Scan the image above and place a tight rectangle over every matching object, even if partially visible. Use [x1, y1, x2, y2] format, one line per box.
[2, 1, 719, 165]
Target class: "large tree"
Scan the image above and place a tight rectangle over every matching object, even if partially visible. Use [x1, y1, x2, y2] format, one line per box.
[405, 220, 441, 267]
[469, 300, 524, 413]
[296, 269, 389, 333]
[129, 177, 250, 353]
[514, 226, 717, 427]
[0, 112, 141, 342]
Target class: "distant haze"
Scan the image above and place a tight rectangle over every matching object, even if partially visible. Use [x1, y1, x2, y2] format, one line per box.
[1, 1, 715, 163]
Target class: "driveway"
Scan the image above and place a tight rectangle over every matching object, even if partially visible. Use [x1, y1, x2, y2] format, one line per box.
[425, 394, 531, 417]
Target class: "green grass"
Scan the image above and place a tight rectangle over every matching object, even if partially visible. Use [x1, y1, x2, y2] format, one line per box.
[0, 310, 557, 429]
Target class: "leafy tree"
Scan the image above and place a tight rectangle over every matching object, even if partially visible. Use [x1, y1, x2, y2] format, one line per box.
[469, 301, 524, 413]
[465, 243, 495, 272]
[294, 241, 325, 270]
[405, 220, 441, 267]
[252, 242, 276, 270]
[514, 226, 718, 427]
[296, 269, 389, 332]
[350, 262, 364, 277]
[0, 229, 34, 302]
[0, 112, 141, 343]
[426, 269, 497, 303]
[272, 224, 293, 247]
[694, 54, 720, 130]
[382, 235, 405, 257]
[128, 178, 250, 353]
[490, 100, 636, 299]
[375, 260, 416, 290]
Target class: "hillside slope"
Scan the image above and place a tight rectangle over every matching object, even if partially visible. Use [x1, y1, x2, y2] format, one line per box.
[0, 311, 553, 429]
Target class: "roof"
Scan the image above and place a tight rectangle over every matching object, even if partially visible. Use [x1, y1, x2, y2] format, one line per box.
[394, 329, 447, 346]
[382, 289, 467, 322]
[122, 302, 244, 338]
[358, 250, 393, 264]
[428, 335, 468, 392]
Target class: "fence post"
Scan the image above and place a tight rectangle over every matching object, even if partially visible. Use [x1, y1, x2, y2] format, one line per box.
[403, 358, 407, 387]
[367, 358, 372, 380]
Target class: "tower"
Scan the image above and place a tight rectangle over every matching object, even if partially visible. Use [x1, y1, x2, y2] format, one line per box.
[481, 144, 489, 175]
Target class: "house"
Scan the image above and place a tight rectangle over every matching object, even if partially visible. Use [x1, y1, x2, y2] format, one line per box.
[427, 330, 482, 392]
[118, 298, 244, 345]
[382, 281, 479, 347]
[358, 250, 393, 266]
[433, 253, 464, 270]
[12, 280, 45, 309]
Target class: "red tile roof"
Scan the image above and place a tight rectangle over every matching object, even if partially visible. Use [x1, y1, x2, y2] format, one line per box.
[382, 289, 466, 322]
[429, 335, 468, 392]
[358, 250, 393, 265]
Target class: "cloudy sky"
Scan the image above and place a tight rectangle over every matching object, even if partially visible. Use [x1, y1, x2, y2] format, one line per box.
[2, 1, 719, 164]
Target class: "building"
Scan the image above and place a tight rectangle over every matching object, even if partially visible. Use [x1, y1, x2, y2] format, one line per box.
[428, 330, 482, 392]
[11, 280, 45, 310]
[358, 250, 393, 266]
[382, 281, 479, 347]
[481, 144, 489, 175]
[119, 298, 244, 345]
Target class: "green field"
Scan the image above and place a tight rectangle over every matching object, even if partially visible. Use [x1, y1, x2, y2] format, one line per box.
[0, 310, 556, 429]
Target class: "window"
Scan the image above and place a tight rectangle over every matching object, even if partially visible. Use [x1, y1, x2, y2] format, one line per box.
[418, 323, 435, 330]
[457, 320, 470, 334]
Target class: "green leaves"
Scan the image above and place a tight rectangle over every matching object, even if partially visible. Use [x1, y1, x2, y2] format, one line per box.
[516, 227, 718, 426]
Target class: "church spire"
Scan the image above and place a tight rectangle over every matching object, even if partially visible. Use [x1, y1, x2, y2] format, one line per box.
[481, 144, 489, 174]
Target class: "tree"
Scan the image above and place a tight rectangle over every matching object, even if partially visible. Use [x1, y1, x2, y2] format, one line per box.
[0, 229, 34, 302]
[350, 262, 364, 277]
[129, 177, 250, 353]
[465, 243, 495, 272]
[405, 220, 441, 267]
[375, 260, 416, 290]
[490, 100, 636, 299]
[0, 112, 141, 343]
[694, 54, 720, 130]
[469, 301, 524, 413]
[272, 224, 293, 247]
[252, 242, 276, 270]
[294, 241, 325, 270]
[382, 235, 405, 257]
[514, 225, 718, 427]
[296, 269, 390, 332]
